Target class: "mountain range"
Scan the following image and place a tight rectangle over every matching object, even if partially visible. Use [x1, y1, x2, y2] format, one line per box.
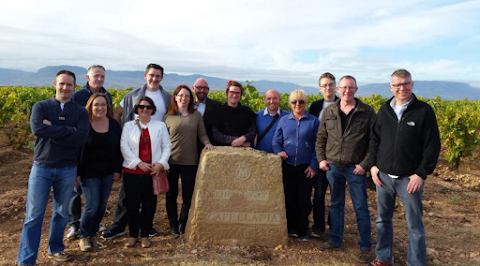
[1, 66, 479, 100]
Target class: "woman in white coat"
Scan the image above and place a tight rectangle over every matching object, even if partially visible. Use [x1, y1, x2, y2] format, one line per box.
[121, 96, 171, 248]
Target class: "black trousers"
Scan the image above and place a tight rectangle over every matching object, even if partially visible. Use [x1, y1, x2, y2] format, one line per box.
[123, 173, 157, 238]
[282, 163, 314, 237]
[165, 164, 198, 228]
[312, 169, 331, 233]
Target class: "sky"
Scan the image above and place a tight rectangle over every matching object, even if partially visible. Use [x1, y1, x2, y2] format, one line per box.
[1, 0, 480, 87]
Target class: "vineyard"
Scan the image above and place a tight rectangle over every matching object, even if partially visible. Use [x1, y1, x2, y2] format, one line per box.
[0, 84, 479, 169]
[1, 85, 480, 265]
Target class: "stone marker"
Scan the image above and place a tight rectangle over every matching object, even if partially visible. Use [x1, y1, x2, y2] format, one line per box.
[186, 146, 288, 247]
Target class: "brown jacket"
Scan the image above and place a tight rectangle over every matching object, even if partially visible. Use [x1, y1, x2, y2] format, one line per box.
[316, 98, 376, 170]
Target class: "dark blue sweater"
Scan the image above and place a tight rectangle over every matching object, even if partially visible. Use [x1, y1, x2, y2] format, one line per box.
[30, 97, 90, 167]
[72, 83, 112, 108]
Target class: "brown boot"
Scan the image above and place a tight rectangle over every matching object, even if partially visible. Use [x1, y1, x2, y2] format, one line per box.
[140, 237, 151, 248]
[79, 237, 93, 252]
[91, 236, 107, 249]
[124, 237, 138, 247]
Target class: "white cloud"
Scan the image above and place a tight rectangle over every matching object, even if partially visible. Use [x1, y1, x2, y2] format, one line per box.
[0, 0, 479, 86]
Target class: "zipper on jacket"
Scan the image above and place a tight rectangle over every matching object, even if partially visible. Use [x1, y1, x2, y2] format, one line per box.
[295, 119, 300, 165]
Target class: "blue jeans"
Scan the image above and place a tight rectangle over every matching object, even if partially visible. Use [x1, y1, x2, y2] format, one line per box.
[80, 175, 114, 238]
[326, 164, 372, 250]
[17, 162, 76, 265]
[375, 171, 425, 266]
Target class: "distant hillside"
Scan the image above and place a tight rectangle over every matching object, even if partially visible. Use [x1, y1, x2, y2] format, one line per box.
[358, 81, 480, 100]
[1, 66, 478, 100]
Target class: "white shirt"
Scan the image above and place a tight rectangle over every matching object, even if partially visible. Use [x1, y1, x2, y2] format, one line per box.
[263, 108, 282, 116]
[319, 101, 335, 122]
[120, 90, 168, 121]
[194, 99, 206, 116]
[390, 98, 412, 121]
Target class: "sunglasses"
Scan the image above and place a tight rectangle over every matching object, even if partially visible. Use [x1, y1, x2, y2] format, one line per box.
[137, 105, 153, 110]
[291, 100, 306, 105]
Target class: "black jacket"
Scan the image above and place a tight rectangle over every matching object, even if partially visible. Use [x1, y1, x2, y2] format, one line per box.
[202, 97, 222, 145]
[368, 94, 441, 179]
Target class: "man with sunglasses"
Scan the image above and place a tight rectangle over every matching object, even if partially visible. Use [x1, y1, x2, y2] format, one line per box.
[103, 63, 171, 239]
[66, 65, 113, 240]
[316, 75, 375, 263]
[308, 72, 338, 239]
[367, 69, 440, 266]
[192, 78, 222, 146]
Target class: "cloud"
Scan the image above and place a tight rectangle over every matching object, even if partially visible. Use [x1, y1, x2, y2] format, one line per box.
[0, 0, 479, 86]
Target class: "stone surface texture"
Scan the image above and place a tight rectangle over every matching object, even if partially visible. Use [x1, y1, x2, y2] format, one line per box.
[186, 147, 288, 247]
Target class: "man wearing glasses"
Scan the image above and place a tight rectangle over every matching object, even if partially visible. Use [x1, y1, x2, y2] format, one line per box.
[102, 63, 172, 239]
[316, 75, 375, 263]
[192, 78, 222, 146]
[367, 69, 440, 266]
[308, 72, 338, 239]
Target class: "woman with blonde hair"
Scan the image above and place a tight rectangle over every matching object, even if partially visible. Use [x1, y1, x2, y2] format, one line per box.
[272, 89, 319, 242]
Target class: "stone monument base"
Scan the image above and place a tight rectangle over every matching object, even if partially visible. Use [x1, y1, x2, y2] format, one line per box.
[186, 147, 287, 247]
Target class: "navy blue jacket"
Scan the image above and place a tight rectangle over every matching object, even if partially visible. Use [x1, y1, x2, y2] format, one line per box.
[72, 83, 113, 108]
[30, 98, 90, 167]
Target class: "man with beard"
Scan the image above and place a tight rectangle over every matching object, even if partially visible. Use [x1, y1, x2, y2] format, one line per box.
[192, 78, 222, 146]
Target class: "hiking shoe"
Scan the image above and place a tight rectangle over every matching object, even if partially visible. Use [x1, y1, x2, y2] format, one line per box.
[90, 236, 107, 249]
[79, 237, 93, 252]
[358, 250, 373, 263]
[299, 235, 309, 242]
[149, 227, 160, 237]
[66, 226, 79, 239]
[288, 231, 299, 238]
[101, 229, 126, 239]
[47, 251, 72, 262]
[367, 260, 393, 266]
[317, 241, 341, 250]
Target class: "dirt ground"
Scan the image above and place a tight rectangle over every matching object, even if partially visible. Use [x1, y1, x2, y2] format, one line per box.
[0, 129, 479, 266]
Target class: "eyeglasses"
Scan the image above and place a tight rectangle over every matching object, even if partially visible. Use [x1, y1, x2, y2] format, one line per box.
[291, 100, 306, 105]
[176, 94, 190, 99]
[338, 86, 357, 91]
[194, 86, 209, 90]
[137, 105, 153, 110]
[390, 81, 412, 89]
[320, 83, 335, 88]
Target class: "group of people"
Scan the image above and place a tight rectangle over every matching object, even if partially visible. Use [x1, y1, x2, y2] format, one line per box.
[17, 64, 440, 266]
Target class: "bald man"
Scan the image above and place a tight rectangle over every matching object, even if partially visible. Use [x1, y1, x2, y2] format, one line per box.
[256, 89, 289, 153]
[192, 78, 222, 146]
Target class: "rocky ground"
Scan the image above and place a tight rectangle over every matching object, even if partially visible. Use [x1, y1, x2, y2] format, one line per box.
[0, 129, 479, 266]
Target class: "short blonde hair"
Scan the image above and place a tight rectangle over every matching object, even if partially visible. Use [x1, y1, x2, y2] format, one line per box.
[289, 89, 307, 102]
